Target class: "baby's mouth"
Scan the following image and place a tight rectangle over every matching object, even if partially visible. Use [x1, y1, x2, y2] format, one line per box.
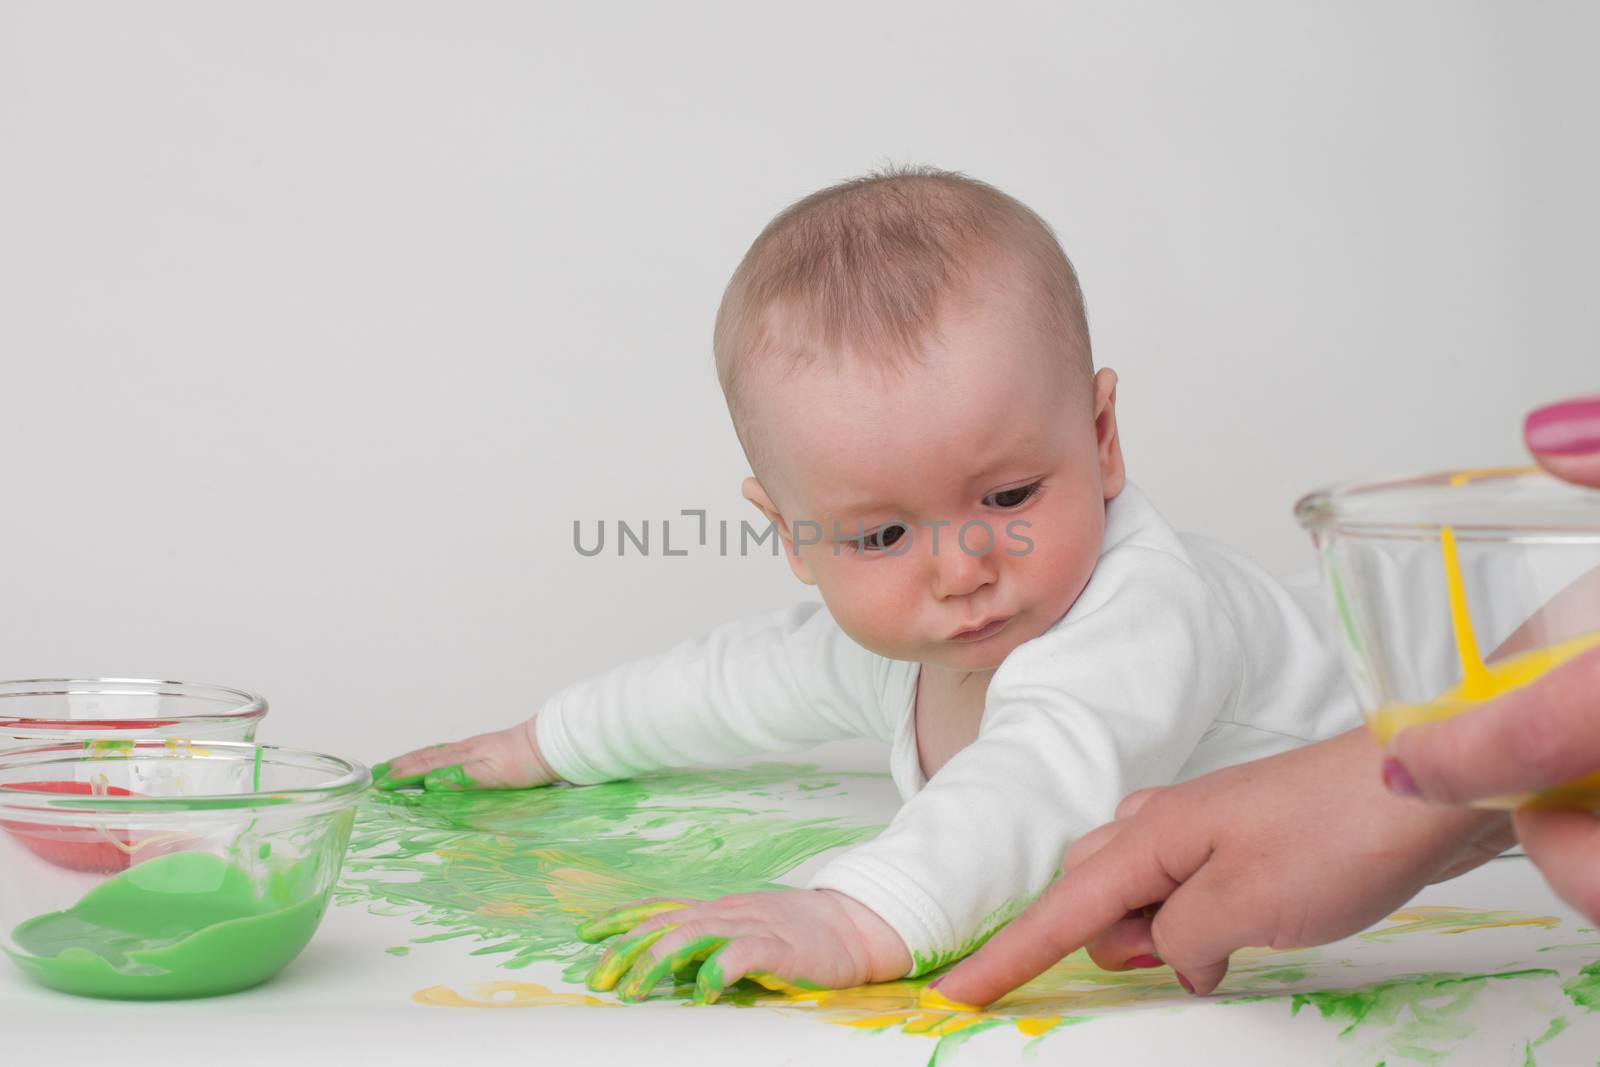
[947, 616, 1011, 642]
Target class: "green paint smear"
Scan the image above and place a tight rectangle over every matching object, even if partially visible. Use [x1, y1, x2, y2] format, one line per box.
[926, 1017, 1010, 1066]
[1562, 960, 1600, 1012]
[1228, 969, 1559, 1065]
[911, 896, 1030, 977]
[1525, 1012, 1568, 1065]
[335, 762, 885, 986]
[6, 851, 333, 999]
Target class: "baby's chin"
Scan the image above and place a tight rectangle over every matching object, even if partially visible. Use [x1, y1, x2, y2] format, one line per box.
[918, 628, 1035, 672]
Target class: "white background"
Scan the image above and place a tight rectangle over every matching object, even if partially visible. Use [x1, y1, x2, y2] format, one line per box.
[2, 2, 1594, 763]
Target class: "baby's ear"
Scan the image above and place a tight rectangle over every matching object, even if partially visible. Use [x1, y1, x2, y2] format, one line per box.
[741, 477, 818, 586]
[1092, 368, 1127, 499]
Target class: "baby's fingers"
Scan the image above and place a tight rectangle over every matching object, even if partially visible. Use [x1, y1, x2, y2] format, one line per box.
[578, 900, 692, 943]
[588, 924, 676, 991]
[373, 744, 462, 791]
[618, 935, 726, 1002]
[693, 937, 792, 1005]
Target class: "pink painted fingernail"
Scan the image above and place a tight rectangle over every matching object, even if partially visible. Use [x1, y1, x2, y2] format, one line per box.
[926, 976, 945, 991]
[1127, 954, 1162, 969]
[1176, 973, 1195, 994]
[1526, 397, 1600, 457]
[1381, 758, 1420, 798]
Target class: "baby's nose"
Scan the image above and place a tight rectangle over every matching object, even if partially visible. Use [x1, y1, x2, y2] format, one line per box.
[931, 529, 999, 599]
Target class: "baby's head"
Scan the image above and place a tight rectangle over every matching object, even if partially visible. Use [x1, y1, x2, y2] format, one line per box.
[715, 165, 1124, 671]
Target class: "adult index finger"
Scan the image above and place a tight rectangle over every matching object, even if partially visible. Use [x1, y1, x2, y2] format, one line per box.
[929, 833, 1180, 1009]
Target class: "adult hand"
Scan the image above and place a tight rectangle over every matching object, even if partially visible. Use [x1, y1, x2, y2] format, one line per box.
[1380, 395, 1600, 921]
[933, 728, 1511, 1007]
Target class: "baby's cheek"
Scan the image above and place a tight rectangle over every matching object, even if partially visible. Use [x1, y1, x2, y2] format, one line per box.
[816, 568, 921, 658]
[1018, 516, 1101, 615]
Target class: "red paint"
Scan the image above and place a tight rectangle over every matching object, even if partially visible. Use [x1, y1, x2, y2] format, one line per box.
[1, 781, 138, 873]
[2, 720, 180, 731]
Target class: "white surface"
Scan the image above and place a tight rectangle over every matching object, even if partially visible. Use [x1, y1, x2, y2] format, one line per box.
[0, 2, 1595, 762]
[0, 749, 1594, 1066]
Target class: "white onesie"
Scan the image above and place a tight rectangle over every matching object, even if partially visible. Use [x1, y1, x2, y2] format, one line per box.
[534, 482, 1360, 974]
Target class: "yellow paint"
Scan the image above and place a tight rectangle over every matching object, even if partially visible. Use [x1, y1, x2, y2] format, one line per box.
[917, 985, 983, 1013]
[1365, 906, 1559, 940]
[1445, 467, 1540, 487]
[410, 904, 1560, 1045]
[413, 980, 617, 1008]
[1366, 518, 1600, 805]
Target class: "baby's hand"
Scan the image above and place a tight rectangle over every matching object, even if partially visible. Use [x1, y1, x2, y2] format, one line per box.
[578, 889, 911, 1004]
[372, 718, 559, 791]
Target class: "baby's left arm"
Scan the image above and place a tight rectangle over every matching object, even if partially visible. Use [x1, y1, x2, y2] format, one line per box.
[586, 545, 1242, 998]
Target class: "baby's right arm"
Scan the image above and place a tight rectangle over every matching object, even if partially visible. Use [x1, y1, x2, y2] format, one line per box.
[374, 601, 890, 791]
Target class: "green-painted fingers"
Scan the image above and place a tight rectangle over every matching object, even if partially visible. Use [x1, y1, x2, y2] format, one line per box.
[371, 761, 426, 791]
[587, 925, 673, 991]
[692, 953, 729, 1006]
[618, 936, 726, 1003]
[577, 900, 690, 943]
[372, 759, 470, 792]
[421, 764, 478, 792]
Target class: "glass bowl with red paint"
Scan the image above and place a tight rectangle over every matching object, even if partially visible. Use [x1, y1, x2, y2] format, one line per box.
[0, 740, 369, 999]
[0, 679, 267, 749]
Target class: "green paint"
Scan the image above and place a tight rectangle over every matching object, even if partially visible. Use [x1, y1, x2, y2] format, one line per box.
[588, 925, 673, 991]
[910, 897, 1030, 977]
[6, 851, 332, 999]
[619, 934, 724, 1002]
[926, 1018, 1010, 1066]
[578, 899, 687, 942]
[1562, 960, 1600, 1012]
[1524, 1012, 1568, 1065]
[335, 762, 885, 988]
[371, 761, 425, 792]
[385, 945, 411, 957]
[1228, 969, 1560, 1065]
[421, 764, 478, 792]
[694, 955, 729, 1005]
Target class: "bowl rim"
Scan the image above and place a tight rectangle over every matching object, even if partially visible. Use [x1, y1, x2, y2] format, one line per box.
[0, 741, 370, 819]
[1294, 466, 1600, 540]
[0, 678, 269, 731]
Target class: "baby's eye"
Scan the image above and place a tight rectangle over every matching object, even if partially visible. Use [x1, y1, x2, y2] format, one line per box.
[858, 523, 908, 552]
[984, 481, 1042, 509]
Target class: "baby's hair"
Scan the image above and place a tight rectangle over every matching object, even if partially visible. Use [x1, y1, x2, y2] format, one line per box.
[714, 164, 1093, 486]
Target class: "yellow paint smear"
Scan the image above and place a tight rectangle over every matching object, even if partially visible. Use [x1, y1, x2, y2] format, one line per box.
[413, 980, 616, 1008]
[1370, 905, 1559, 939]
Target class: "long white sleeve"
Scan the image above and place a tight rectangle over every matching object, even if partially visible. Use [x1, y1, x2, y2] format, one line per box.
[533, 601, 903, 784]
[808, 529, 1244, 973]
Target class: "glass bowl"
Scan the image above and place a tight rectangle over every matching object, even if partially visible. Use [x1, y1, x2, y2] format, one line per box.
[0, 679, 267, 748]
[0, 740, 369, 998]
[1296, 467, 1600, 808]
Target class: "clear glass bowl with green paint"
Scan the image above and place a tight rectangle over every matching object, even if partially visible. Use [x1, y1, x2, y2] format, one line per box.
[0, 740, 369, 998]
[1295, 467, 1600, 808]
[0, 679, 268, 748]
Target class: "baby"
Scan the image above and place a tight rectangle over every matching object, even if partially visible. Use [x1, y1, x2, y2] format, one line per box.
[375, 165, 1359, 1002]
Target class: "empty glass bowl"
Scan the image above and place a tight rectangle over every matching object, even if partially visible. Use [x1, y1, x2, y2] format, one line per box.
[0, 679, 267, 748]
[0, 740, 369, 998]
[1296, 467, 1600, 808]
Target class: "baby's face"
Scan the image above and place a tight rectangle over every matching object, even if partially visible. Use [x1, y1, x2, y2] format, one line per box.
[744, 279, 1125, 672]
